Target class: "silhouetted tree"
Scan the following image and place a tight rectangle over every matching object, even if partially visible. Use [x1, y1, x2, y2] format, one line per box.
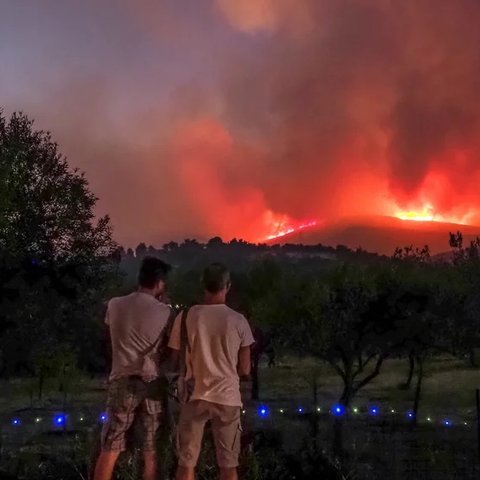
[393, 245, 431, 263]
[163, 241, 179, 252]
[207, 236, 223, 248]
[450, 230, 480, 265]
[0, 112, 115, 260]
[448, 231, 480, 366]
[147, 245, 158, 255]
[0, 111, 119, 375]
[135, 242, 147, 259]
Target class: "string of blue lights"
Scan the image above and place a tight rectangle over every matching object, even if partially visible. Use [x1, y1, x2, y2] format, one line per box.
[249, 403, 470, 428]
[8, 412, 108, 428]
[7, 404, 469, 429]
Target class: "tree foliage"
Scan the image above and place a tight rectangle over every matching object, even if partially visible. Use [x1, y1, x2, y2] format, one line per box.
[0, 112, 115, 260]
[0, 111, 120, 375]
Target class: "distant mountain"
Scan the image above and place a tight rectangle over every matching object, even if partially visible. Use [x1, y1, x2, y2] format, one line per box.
[268, 215, 480, 255]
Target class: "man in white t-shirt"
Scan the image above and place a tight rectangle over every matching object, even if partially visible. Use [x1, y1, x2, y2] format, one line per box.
[94, 257, 172, 480]
[169, 263, 255, 480]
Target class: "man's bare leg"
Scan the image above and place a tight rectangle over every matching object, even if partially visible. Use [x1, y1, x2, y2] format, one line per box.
[220, 467, 238, 480]
[176, 465, 195, 480]
[143, 451, 157, 480]
[93, 451, 121, 480]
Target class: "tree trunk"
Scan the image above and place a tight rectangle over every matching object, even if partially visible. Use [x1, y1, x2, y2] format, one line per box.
[412, 357, 424, 426]
[311, 378, 319, 444]
[339, 381, 354, 408]
[469, 349, 477, 368]
[251, 358, 259, 401]
[404, 353, 415, 389]
[38, 375, 44, 401]
[333, 417, 344, 460]
[334, 377, 353, 458]
[62, 385, 67, 414]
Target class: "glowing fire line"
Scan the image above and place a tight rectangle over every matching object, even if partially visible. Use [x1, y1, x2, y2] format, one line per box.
[393, 202, 472, 225]
[266, 220, 318, 241]
[395, 205, 435, 222]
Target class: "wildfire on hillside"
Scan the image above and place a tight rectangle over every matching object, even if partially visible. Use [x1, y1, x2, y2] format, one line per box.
[37, 0, 480, 246]
[390, 200, 474, 226]
[162, 1, 480, 244]
[265, 218, 319, 241]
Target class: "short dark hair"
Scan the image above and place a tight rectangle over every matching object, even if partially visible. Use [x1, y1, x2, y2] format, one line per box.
[202, 263, 230, 294]
[138, 256, 171, 288]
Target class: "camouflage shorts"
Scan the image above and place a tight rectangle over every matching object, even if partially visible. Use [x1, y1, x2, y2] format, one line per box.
[101, 376, 165, 452]
[177, 400, 242, 468]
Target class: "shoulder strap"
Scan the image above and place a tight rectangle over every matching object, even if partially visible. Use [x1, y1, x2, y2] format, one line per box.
[155, 305, 177, 355]
[179, 307, 191, 375]
[165, 306, 177, 340]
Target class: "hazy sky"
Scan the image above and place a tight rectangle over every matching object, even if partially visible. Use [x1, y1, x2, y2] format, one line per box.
[3, 1, 480, 246]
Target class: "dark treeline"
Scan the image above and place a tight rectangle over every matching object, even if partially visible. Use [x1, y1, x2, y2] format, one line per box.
[120, 238, 388, 298]
[121, 237, 385, 277]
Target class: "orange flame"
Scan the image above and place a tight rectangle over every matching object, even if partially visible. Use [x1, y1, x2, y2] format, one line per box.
[264, 214, 319, 241]
[393, 202, 472, 225]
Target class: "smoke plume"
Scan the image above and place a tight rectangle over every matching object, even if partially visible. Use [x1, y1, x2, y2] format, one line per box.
[3, 0, 480, 245]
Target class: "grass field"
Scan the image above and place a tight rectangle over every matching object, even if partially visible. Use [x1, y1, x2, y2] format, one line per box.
[257, 355, 480, 420]
[1, 355, 480, 479]
[1, 354, 479, 432]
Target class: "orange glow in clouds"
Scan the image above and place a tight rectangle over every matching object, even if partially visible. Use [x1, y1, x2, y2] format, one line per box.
[389, 169, 477, 226]
[171, 118, 319, 242]
[171, 118, 478, 244]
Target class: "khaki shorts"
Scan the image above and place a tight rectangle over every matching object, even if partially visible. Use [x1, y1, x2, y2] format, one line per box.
[177, 400, 242, 468]
[101, 377, 164, 452]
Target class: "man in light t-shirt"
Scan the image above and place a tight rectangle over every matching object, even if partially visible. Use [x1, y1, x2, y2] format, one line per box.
[94, 256, 172, 480]
[169, 263, 254, 480]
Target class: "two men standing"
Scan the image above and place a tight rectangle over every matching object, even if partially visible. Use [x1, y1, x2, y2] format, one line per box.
[94, 258, 254, 480]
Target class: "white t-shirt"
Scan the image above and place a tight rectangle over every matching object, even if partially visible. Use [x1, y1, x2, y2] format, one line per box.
[168, 304, 255, 407]
[106, 292, 171, 380]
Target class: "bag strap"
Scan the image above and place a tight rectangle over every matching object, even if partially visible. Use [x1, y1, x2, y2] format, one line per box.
[163, 306, 177, 345]
[146, 305, 175, 351]
[156, 306, 177, 365]
[179, 307, 191, 376]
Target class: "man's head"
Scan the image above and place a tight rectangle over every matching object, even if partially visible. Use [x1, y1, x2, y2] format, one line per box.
[138, 256, 171, 298]
[202, 263, 231, 299]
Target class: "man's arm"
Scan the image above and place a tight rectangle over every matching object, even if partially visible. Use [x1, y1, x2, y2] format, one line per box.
[237, 315, 255, 377]
[102, 301, 112, 373]
[238, 346, 252, 377]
